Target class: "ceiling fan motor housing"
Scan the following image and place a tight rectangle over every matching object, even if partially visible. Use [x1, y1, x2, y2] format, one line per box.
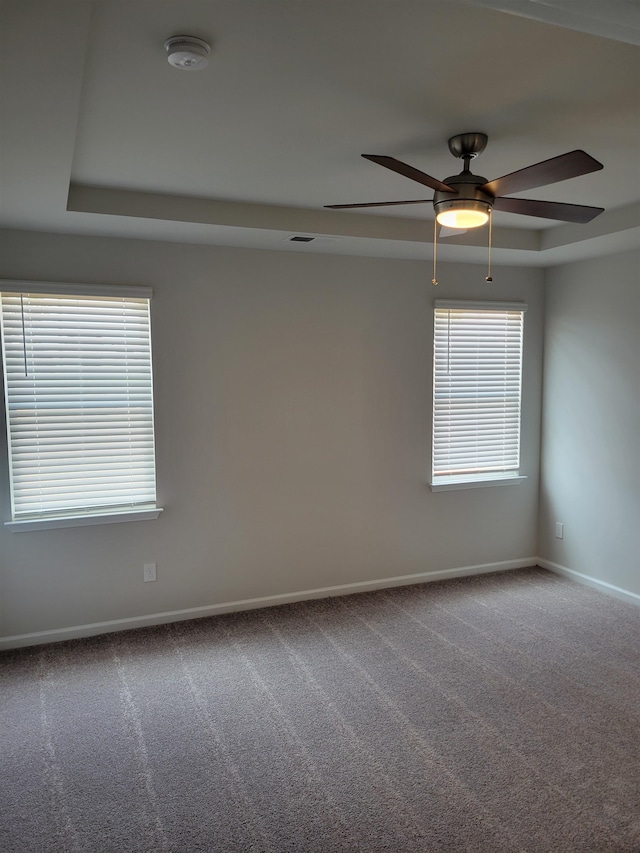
[433, 171, 494, 222]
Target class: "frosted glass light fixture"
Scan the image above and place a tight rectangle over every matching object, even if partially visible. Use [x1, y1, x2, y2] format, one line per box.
[435, 198, 491, 229]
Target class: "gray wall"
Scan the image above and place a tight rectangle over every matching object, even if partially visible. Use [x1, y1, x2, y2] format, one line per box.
[0, 230, 543, 641]
[538, 249, 640, 596]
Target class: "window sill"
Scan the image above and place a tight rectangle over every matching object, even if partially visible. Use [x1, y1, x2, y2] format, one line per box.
[429, 475, 526, 492]
[5, 507, 163, 532]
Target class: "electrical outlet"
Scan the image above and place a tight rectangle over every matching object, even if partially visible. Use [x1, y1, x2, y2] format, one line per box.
[554, 522, 564, 540]
[143, 562, 157, 582]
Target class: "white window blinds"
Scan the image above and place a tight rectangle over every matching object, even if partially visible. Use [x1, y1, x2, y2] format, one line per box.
[0, 287, 157, 520]
[432, 300, 526, 484]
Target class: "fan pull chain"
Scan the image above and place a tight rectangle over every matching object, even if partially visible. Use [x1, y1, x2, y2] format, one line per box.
[20, 293, 28, 377]
[486, 208, 493, 282]
[432, 218, 438, 286]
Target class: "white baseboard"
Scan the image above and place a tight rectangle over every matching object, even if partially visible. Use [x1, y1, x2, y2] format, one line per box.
[0, 557, 536, 650]
[538, 558, 640, 606]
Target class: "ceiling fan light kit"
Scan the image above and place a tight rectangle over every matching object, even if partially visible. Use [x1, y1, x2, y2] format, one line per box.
[164, 35, 211, 70]
[326, 132, 604, 284]
[435, 203, 490, 229]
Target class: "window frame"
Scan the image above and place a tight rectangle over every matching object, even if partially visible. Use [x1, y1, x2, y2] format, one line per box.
[430, 299, 527, 492]
[0, 280, 162, 531]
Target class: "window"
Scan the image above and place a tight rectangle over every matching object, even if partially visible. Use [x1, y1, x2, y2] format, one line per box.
[0, 283, 161, 529]
[431, 300, 526, 490]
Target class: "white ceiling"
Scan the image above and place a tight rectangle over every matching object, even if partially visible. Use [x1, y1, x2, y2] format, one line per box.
[1, 0, 639, 266]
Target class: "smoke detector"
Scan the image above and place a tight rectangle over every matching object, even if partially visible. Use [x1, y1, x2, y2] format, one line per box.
[164, 36, 211, 71]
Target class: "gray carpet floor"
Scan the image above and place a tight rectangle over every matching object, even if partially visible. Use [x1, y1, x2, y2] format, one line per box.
[1, 567, 639, 852]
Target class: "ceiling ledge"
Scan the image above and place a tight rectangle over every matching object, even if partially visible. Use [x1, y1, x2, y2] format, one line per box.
[531, 201, 640, 266]
[462, 0, 640, 45]
[539, 201, 640, 250]
[67, 183, 540, 252]
[67, 184, 640, 267]
[66, 184, 638, 266]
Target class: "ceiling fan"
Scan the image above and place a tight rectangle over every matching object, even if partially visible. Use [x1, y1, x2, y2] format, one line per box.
[325, 132, 604, 229]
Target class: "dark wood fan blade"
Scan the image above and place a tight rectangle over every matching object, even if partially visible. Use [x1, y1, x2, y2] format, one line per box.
[362, 155, 457, 194]
[325, 198, 432, 209]
[493, 196, 604, 223]
[480, 150, 603, 197]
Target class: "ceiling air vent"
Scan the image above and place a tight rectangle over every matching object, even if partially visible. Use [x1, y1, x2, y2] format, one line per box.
[288, 235, 315, 243]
